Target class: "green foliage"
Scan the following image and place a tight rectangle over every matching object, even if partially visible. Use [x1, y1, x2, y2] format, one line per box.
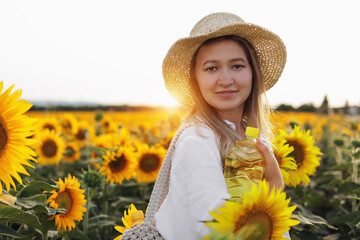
[1, 111, 359, 239]
[287, 119, 360, 239]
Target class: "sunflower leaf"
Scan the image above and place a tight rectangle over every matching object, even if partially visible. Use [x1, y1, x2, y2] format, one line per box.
[88, 220, 116, 228]
[15, 180, 58, 197]
[295, 205, 337, 230]
[65, 229, 89, 240]
[331, 210, 360, 225]
[332, 162, 353, 171]
[89, 146, 107, 156]
[0, 223, 24, 238]
[0, 203, 41, 228]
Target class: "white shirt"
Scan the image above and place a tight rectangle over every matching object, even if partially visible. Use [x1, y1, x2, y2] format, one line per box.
[155, 123, 228, 240]
[155, 120, 290, 240]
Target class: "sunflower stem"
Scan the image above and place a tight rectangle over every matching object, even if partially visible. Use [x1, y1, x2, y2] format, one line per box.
[103, 182, 109, 237]
[84, 187, 91, 234]
[351, 146, 359, 212]
[335, 146, 343, 179]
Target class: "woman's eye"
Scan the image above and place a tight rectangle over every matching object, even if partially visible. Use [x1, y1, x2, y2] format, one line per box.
[233, 65, 244, 70]
[206, 66, 217, 72]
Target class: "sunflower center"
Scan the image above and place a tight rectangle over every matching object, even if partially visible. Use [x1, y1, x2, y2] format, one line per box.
[56, 190, 73, 213]
[287, 140, 305, 167]
[235, 211, 273, 239]
[103, 122, 109, 128]
[63, 120, 72, 131]
[43, 124, 55, 131]
[0, 116, 8, 157]
[109, 154, 127, 173]
[139, 153, 161, 173]
[42, 139, 58, 158]
[75, 129, 86, 140]
[65, 146, 75, 157]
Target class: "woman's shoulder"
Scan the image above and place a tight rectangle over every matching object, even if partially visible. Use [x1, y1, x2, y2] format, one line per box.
[178, 123, 215, 140]
[172, 123, 217, 150]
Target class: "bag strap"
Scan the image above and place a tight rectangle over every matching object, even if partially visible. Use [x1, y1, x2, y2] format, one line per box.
[144, 122, 197, 224]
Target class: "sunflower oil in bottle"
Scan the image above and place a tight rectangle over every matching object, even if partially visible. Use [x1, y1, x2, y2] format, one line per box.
[131, 210, 144, 227]
[224, 127, 265, 203]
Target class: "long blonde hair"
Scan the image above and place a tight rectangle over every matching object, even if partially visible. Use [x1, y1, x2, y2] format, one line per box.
[183, 35, 272, 161]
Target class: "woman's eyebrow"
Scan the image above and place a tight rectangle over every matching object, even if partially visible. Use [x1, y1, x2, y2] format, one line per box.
[202, 57, 247, 66]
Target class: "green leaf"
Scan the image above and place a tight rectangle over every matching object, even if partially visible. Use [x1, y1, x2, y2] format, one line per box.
[304, 192, 330, 208]
[0, 223, 24, 238]
[331, 211, 360, 225]
[88, 220, 115, 228]
[296, 205, 337, 230]
[353, 150, 360, 159]
[0, 203, 41, 227]
[332, 162, 353, 171]
[338, 182, 360, 194]
[65, 229, 89, 240]
[89, 146, 107, 157]
[15, 180, 58, 197]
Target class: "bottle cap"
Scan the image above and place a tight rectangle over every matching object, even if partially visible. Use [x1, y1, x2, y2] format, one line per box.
[131, 210, 144, 221]
[245, 127, 259, 138]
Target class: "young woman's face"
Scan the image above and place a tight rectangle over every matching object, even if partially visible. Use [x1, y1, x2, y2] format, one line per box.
[195, 39, 253, 116]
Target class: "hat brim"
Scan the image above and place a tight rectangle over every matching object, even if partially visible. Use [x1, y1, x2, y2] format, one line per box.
[163, 23, 287, 107]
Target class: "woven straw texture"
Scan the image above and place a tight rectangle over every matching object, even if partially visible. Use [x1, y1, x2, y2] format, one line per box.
[163, 12, 287, 107]
[121, 123, 197, 239]
[121, 223, 165, 240]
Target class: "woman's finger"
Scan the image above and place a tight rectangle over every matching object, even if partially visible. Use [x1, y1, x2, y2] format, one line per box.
[256, 138, 271, 159]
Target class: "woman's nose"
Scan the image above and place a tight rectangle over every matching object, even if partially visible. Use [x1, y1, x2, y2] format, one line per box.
[217, 70, 234, 86]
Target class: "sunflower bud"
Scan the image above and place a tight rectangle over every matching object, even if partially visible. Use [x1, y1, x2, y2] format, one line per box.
[334, 139, 344, 147]
[83, 169, 103, 188]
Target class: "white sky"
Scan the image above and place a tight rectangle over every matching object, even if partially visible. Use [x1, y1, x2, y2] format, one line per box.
[0, 0, 359, 108]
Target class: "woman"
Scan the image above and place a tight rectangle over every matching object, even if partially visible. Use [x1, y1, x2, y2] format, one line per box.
[155, 12, 287, 239]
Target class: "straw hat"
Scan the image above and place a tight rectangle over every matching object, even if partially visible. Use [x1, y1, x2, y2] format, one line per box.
[163, 12, 287, 107]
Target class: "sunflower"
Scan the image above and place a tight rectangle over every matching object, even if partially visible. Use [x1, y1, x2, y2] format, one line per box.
[135, 144, 166, 183]
[0, 82, 38, 193]
[114, 203, 139, 240]
[39, 117, 61, 133]
[46, 174, 87, 232]
[118, 127, 131, 146]
[205, 180, 300, 239]
[276, 125, 322, 187]
[101, 115, 118, 134]
[99, 146, 137, 184]
[271, 139, 297, 185]
[63, 142, 80, 163]
[73, 120, 94, 148]
[61, 113, 79, 135]
[89, 134, 115, 169]
[35, 129, 65, 165]
[155, 131, 175, 150]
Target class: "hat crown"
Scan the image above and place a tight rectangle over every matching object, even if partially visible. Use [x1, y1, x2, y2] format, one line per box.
[190, 12, 245, 37]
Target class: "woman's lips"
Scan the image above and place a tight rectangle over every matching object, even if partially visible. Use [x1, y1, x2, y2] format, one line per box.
[215, 90, 238, 97]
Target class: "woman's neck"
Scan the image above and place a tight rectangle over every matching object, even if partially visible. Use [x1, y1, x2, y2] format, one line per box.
[218, 111, 246, 138]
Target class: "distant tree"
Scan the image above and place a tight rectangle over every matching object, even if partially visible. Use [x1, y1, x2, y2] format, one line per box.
[276, 104, 295, 112]
[318, 95, 329, 114]
[297, 103, 317, 112]
[343, 100, 350, 114]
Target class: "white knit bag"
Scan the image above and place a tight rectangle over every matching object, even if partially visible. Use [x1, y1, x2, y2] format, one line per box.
[121, 123, 195, 240]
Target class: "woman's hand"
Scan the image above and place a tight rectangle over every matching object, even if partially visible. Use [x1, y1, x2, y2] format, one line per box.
[256, 138, 284, 192]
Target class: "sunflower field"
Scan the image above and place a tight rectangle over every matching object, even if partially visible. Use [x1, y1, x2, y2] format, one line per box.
[1, 81, 360, 240]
